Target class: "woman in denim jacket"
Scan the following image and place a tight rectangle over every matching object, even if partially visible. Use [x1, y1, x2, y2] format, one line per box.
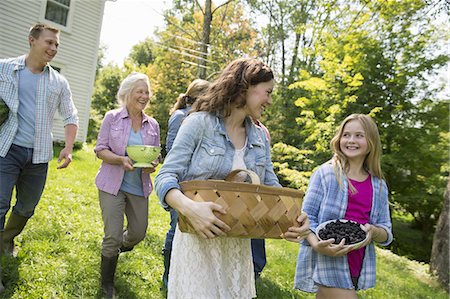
[94, 72, 160, 298]
[155, 58, 310, 299]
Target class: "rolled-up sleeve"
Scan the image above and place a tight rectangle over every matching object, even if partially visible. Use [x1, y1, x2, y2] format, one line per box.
[375, 180, 393, 246]
[94, 112, 112, 154]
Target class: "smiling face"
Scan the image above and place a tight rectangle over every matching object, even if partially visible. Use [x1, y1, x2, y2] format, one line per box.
[126, 80, 151, 114]
[339, 119, 369, 162]
[29, 29, 60, 65]
[244, 80, 274, 120]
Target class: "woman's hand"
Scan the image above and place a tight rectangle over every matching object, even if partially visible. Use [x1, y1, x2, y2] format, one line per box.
[142, 158, 159, 174]
[282, 212, 311, 243]
[184, 201, 231, 239]
[121, 156, 134, 171]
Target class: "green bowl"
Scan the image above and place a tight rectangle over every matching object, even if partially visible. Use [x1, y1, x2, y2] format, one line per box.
[126, 145, 161, 167]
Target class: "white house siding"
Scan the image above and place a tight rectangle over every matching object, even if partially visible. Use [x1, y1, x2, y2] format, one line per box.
[0, 0, 107, 143]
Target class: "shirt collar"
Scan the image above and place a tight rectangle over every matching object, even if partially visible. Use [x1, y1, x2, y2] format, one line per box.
[15, 55, 50, 73]
[119, 106, 150, 124]
[216, 115, 264, 148]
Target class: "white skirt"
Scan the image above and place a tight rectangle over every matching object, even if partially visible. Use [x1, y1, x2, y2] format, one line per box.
[167, 226, 256, 299]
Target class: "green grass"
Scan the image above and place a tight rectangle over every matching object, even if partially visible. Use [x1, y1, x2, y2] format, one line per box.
[0, 145, 447, 298]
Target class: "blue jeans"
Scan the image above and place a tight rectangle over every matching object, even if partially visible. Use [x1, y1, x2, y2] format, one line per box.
[0, 144, 48, 229]
[251, 239, 266, 275]
[163, 210, 267, 274]
[163, 209, 178, 251]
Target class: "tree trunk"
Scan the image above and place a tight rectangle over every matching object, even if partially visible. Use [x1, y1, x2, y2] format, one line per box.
[198, 0, 212, 79]
[430, 178, 449, 292]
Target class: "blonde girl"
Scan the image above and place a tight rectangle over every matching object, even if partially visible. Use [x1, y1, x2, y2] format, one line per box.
[294, 114, 393, 299]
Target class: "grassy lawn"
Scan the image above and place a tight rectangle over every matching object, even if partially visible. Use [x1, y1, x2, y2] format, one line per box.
[0, 145, 447, 298]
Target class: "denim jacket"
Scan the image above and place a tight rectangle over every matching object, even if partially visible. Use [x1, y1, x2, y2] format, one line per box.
[155, 111, 280, 209]
[94, 107, 160, 198]
[166, 106, 190, 153]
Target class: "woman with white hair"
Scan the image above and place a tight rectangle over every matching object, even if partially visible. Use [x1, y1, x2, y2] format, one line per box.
[94, 72, 160, 298]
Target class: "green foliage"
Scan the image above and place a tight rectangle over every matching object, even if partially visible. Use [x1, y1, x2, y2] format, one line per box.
[390, 211, 433, 262]
[271, 142, 314, 190]
[258, 0, 449, 234]
[128, 38, 155, 67]
[87, 63, 123, 142]
[0, 146, 447, 298]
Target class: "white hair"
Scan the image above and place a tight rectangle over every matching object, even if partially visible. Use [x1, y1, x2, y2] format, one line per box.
[117, 72, 152, 106]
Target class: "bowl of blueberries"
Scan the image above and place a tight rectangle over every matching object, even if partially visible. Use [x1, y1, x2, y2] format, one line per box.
[316, 219, 368, 248]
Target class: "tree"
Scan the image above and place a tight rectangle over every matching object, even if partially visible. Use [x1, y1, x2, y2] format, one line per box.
[430, 179, 449, 291]
[144, 0, 261, 151]
[127, 38, 155, 67]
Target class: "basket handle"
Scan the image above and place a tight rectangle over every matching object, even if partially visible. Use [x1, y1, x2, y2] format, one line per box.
[224, 169, 261, 185]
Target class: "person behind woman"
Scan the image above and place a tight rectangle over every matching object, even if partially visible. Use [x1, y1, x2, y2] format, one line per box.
[294, 114, 393, 299]
[155, 57, 310, 299]
[94, 72, 160, 298]
[162, 78, 210, 288]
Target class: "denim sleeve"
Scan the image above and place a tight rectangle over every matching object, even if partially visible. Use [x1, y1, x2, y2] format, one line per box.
[165, 111, 184, 153]
[374, 179, 393, 246]
[262, 130, 281, 187]
[155, 113, 204, 209]
[94, 111, 112, 154]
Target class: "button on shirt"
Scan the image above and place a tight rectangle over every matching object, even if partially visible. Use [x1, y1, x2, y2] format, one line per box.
[0, 55, 79, 163]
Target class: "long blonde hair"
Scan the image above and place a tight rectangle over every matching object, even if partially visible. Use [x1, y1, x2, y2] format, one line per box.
[170, 79, 210, 114]
[330, 114, 384, 189]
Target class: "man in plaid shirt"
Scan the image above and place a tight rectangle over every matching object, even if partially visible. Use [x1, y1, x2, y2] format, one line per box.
[0, 23, 78, 293]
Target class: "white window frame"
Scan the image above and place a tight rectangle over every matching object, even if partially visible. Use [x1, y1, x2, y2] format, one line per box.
[40, 0, 73, 32]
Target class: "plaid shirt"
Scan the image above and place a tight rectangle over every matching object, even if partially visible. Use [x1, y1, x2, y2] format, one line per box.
[294, 161, 393, 292]
[0, 55, 78, 163]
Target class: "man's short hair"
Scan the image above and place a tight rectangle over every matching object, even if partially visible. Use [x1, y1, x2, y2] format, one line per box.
[29, 23, 60, 39]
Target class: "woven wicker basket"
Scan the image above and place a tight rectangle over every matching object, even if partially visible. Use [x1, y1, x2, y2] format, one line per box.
[178, 169, 304, 239]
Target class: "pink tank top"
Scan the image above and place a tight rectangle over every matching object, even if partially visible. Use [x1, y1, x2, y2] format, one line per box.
[345, 175, 373, 278]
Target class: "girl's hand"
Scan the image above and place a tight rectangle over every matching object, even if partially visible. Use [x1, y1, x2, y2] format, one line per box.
[142, 158, 159, 174]
[282, 212, 311, 242]
[314, 238, 352, 257]
[350, 223, 373, 249]
[122, 156, 134, 171]
[184, 201, 231, 239]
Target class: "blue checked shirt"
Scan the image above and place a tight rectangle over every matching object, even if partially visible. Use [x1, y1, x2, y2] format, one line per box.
[294, 161, 393, 292]
[0, 55, 78, 163]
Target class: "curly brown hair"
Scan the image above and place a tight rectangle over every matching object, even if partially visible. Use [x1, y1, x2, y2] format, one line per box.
[192, 58, 274, 117]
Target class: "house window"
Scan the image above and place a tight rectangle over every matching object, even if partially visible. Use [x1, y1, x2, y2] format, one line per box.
[44, 0, 71, 27]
